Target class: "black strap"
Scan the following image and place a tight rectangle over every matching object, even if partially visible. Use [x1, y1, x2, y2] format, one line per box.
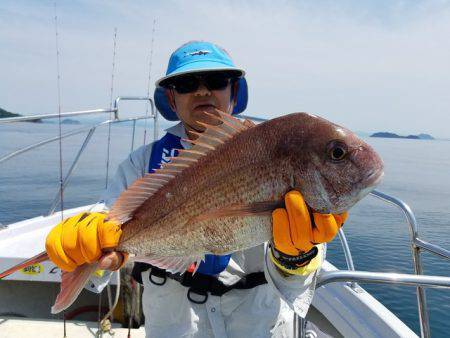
[270, 245, 318, 270]
[181, 270, 268, 304]
[132, 263, 267, 304]
[131, 262, 151, 284]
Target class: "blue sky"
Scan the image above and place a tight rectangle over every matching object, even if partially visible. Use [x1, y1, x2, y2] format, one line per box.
[1, 0, 450, 137]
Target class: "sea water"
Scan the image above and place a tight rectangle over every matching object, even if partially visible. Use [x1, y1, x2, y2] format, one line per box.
[1, 121, 449, 336]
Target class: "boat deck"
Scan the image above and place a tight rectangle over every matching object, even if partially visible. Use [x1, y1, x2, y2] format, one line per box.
[0, 306, 342, 338]
[0, 317, 145, 338]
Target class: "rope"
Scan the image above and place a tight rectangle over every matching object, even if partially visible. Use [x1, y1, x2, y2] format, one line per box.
[106, 284, 114, 322]
[96, 291, 103, 338]
[97, 271, 121, 337]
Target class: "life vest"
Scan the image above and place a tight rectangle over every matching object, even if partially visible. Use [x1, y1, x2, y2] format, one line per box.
[138, 132, 231, 276]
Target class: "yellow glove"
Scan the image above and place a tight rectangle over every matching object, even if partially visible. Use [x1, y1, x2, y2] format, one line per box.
[45, 212, 124, 272]
[270, 190, 348, 275]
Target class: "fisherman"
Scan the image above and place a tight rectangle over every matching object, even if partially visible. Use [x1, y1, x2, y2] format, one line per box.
[46, 41, 347, 337]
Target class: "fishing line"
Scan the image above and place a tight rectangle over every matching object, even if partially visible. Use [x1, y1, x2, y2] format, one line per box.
[53, 2, 64, 217]
[105, 27, 118, 190]
[143, 19, 157, 146]
[106, 284, 114, 322]
[53, 1, 67, 337]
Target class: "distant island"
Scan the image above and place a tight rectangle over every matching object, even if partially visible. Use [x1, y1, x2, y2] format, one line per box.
[0, 107, 20, 118]
[44, 118, 81, 125]
[0, 107, 41, 123]
[61, 118, 80, 125]
[371, 132, 434, 140]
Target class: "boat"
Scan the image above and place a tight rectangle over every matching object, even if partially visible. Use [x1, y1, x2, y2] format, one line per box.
[1, 98, 449, 338]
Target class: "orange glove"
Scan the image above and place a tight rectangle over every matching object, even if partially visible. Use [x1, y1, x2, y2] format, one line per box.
[270, 190, 348, 275]
[45, 212, 125, 272]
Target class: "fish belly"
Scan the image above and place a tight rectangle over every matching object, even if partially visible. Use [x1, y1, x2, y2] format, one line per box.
[117, 162, 293, 257]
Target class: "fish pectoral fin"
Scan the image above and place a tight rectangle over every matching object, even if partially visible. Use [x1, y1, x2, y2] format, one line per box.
[133, 255, 204, 275]
[51, 263, 99, 314]
[188, 201, 285, 224]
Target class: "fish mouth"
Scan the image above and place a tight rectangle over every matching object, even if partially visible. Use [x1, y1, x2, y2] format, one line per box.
[362, 167, 384, 188]
[350, 167, 384, 206]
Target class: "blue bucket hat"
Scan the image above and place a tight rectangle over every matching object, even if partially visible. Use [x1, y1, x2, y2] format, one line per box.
[154, 41, 248, 121]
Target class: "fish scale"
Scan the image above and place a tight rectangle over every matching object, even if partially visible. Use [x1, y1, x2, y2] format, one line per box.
[117, 160, 292, 257]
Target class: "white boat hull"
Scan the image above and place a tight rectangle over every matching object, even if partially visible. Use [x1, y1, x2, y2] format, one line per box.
[0, 205, 417, 337]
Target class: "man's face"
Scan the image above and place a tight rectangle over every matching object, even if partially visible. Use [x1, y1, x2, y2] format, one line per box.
[166, 72, 236, 132]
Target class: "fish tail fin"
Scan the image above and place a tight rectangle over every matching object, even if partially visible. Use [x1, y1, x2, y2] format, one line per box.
[51, 263, 99, 314]
[0, 251, 49, 279]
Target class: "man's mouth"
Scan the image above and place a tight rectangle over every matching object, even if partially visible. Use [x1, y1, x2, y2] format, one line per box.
[194, 103, 215, 110]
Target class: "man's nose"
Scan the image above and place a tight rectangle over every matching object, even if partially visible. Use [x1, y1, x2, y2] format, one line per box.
[194, 83, 211, 96]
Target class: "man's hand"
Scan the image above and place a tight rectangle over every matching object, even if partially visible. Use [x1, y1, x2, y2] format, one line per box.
[45, 212, 127, 272]
[271, 190, 348, 275]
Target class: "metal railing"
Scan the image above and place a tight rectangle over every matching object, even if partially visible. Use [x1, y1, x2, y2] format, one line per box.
[0, 108, 116, 124]
[368, 190, 450, 337]
[304, 184, 450, 338]
[317, 270, 450, 289]
[0, 96, 157, 216]
[336, 228, 356, 290]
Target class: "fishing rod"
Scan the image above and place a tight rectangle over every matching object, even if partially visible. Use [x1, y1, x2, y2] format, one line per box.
[53, 2, 67, 337]
[104, 27, 118, 190]
[95, 27, 120, 338]
[143, 19, 157, 146]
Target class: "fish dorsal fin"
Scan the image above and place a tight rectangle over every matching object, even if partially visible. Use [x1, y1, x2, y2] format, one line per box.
[108, 110, 254, 224]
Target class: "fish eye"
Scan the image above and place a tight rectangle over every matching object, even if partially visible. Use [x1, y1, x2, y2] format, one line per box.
[327, 141, 348, 162]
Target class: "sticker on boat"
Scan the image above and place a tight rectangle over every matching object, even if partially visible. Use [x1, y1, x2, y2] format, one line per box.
[20, 263, 43, 275]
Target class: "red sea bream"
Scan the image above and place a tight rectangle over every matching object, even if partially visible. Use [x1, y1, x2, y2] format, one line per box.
[0, 111, 384, 313]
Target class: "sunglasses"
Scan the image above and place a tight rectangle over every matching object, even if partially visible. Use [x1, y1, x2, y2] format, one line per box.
[167, 72, 237, 94]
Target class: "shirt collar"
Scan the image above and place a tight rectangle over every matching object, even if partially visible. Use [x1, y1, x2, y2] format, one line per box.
[165, 122, 191, 149]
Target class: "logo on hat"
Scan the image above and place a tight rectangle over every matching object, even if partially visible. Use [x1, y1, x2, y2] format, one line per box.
[186, 50, 211, 57]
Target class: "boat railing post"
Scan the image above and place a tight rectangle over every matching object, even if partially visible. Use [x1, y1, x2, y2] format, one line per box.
[131, 120, 137, 152]
[293, 313, 306, 338]
[151, 100, 158, 142]
[113, 95, 158, 144]
[45, 114, 156, 217]
[370, 190, 430, 338]
[113, 96, 155, 119]
[44, 96, 156, 217]
[47, 126, 97, 215]
[337, 228, 358, 290]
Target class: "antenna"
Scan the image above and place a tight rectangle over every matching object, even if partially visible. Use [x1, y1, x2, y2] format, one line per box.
[143, 19, 157, 145]
[105, 27, 118, 189]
